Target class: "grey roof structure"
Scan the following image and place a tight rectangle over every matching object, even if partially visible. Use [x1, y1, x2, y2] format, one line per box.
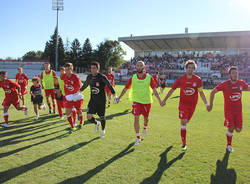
[118, 31, 250, 52]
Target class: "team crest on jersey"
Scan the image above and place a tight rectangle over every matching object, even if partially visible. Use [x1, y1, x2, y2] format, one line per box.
[92, 87, 100, 94]
[65, 84, 74, 91]
[96, 82, 99, 87]
[184, 87, 195, 95]
[5, 89, 11, 94]
[229, 92, 241, 101]
[193, 82, 197, 87]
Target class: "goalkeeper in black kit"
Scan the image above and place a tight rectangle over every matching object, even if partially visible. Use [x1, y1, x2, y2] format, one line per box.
[80, 62, 117, 138]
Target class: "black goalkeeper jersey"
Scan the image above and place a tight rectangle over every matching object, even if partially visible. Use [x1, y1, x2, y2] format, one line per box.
[80, 73, 115, 102]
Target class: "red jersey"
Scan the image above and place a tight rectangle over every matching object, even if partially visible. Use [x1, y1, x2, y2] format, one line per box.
[61, 73, 83, 95]
[0, 78, 20, 97]
[16, 73, 28, 87]
[40, 70, 56, 79]
[216, 80, 248, 112]
[125, 73, 157, 89]
[172, 74, 202, 107]
[153, 74, 159, 83]
[105, 73, 115, 86]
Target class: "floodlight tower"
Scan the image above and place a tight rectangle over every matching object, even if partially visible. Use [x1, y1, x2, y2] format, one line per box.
[52, 0, 64, 71]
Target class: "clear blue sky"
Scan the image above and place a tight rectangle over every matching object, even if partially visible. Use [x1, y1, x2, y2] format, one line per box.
[1, 0, 250, 60]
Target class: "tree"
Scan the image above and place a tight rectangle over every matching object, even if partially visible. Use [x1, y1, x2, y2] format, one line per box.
[69, 38, 81, 66]
[94, 40, 126, 71]
[22, 51, 44, 60]
[41, 29, 65, 69]
[80, 38, 93, 68]
[5, 56, 14, 60]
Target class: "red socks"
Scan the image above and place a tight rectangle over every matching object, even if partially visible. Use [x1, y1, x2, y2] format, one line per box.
[72, 109, 77, 123]
[79, 115, 83, 125]
[181, 125, 187, 146]
[67, 115, 74, 128]
[227, 131, 233, 146]
[48, 103, 51, 110]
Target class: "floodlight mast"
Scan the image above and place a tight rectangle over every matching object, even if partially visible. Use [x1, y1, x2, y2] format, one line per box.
[52, 0, 63, 71]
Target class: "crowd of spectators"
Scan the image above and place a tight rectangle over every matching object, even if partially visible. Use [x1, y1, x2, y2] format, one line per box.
[120, 52, 250, 80]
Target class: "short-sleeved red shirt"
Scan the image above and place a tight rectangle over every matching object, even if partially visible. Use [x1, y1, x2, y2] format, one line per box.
[0, 78, 20, 97]
[16, 73, 28, 87]
[61, 73, 83, 95]
[172, 74, 202, 107]
[105, 73, 115, 86]
[216, 80, 248, 112]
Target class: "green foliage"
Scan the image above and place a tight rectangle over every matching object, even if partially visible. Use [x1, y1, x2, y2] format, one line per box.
[80, 38, 93, 68]
[69, 39, 81, 66]
[41, 29, 65, 68]
[94, 40, 126, 71]
[22, 51, 44, 60]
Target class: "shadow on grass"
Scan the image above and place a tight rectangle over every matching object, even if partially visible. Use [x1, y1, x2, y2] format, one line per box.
[58, 142, 135, 184]
[140, 146, 185, 184]
[82, 109, 130, 125]
[12, 114, 59, 127]
[0, 130, 69, 158]
[170, 95, 180, 99]
[0, 118, 64, 138]
[0, 123, 66, 147]
[106, 109, 130, 120]
[4, 113, 58, 125]
[210, 150, 237, 184]
[0, 137, 100, 183]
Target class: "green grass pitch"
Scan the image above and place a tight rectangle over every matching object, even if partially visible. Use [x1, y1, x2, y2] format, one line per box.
[0, 84, 249, 184]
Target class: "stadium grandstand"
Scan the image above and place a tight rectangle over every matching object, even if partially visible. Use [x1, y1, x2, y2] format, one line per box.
[0, 60, 60, 79]
[118, 30, 250, 86]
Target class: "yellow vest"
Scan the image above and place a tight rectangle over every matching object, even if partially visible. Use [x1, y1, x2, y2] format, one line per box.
[58, 77, 65, 96]
[129, 74, 153, 104]
[43, 70, 54, 89]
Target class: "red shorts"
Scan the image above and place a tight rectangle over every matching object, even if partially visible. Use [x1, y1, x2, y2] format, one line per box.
[64, 99, 83, 110]
[20, 87, 28, 95]
[132, 102, 151, 118]
[224, 111, 242, 129]
[45, 89, 55, 99]
[179, 104, 196, 120]
[2, 95, 20, 108]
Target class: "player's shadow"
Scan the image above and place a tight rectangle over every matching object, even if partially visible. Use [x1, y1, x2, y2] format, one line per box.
[0, 137, 100, 183]
[140, 146, 185, 184]
[0, 119, 64, 138]
[82, 109, 130, 125]
[0, 124, 66, 147]
[210, 150, 237, 184]
[170, 95, 180, 99]
[13, 114, 59, 127]
[106, 109, 130, 120]
[0, 114, 59, 135]
[58, 142, 135, 184]
[0, 130, 70, 158]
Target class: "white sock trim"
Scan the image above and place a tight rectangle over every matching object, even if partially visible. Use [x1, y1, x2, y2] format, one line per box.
[67, 114, 72, 118]
[181, 125, 186, 129]
[3, 112, 8, 116]
[227, 131, 233, 137]
[136, 133, 140, 137]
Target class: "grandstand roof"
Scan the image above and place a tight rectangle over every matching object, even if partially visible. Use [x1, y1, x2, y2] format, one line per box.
[118, 31, 250, 52]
